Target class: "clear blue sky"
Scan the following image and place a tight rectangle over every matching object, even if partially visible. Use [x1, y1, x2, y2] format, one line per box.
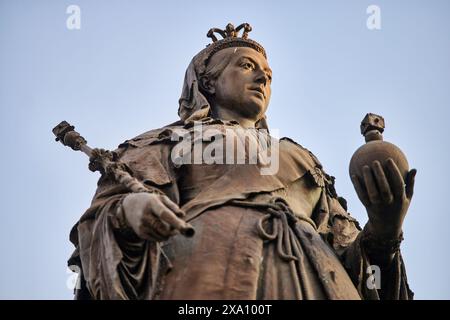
[1, 0, 449, 299]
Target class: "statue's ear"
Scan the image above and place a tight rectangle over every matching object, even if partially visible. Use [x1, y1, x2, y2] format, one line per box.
[200, 76, 215, 95]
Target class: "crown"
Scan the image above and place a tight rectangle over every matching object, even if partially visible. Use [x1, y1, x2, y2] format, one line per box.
[202, 23, 266, 64]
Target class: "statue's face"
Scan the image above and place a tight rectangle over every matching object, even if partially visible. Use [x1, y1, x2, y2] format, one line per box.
[208, 47, 272, 123]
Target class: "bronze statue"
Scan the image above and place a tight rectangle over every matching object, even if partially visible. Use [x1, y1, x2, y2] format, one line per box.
[58, 23, 416, 300]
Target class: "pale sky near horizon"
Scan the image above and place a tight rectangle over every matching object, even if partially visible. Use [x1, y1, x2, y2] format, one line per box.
[1, 0, 449, 299]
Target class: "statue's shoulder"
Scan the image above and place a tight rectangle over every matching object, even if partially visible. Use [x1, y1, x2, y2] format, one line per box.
[118, 117, 243, 150]
[116, 120, 185, 150]
[280, 137, 341, 198]
[279, 137, 323, 169]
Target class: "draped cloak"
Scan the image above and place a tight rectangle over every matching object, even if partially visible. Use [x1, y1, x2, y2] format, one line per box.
[68, 118, 413, 300]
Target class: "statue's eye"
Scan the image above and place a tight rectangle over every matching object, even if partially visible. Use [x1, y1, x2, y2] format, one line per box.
[242, 62, 255, 70]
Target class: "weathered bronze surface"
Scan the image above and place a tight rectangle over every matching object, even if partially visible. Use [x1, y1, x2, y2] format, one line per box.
[60, 23, 416, 300]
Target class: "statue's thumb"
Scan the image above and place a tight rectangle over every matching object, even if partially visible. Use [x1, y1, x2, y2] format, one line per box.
[406, 169, 417, 199]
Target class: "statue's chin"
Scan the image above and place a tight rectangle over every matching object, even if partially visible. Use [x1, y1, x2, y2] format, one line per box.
[240, 98, 266, 119]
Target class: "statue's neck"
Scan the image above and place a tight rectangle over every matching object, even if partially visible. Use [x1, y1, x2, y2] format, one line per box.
[211, 107, 257, 129]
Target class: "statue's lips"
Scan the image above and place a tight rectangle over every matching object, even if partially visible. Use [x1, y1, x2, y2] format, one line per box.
[248, 87, 265, 99]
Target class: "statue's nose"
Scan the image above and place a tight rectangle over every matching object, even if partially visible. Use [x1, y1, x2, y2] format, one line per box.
[255, 69, 269, 85]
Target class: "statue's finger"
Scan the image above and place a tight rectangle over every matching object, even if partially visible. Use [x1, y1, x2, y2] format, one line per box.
[363, 165, 381, 205]
[385, 158, 405, 199]
[351, 174, 370, 207]
[161, 195, 186, 218]
[152, 202, 191, 234]
[141, 219, 171, 241]
[146, 200, 178, 227]
[405, 169, 417, 200]
[150, 228, 173, 241]
[372, 160, 393, 204]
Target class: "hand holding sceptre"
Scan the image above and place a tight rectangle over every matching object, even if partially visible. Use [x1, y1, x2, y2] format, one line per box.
[52, 121, 195, 238]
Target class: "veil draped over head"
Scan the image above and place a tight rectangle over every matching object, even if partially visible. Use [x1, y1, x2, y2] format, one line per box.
[177, 24, 269, 130]
[177, 51, 211, 124]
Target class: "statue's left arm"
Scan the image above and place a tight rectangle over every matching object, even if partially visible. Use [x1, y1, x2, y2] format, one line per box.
[319, 162, 416, 300]
[348, 159, 416, 299]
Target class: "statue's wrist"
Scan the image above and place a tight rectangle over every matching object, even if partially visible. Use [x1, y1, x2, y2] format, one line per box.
[362, 222, 404, 255]
[366, 213, 403, 239]
[115, 196, 140, 240]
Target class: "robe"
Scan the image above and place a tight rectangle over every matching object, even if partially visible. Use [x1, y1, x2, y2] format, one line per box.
[68, 118, 413, 300]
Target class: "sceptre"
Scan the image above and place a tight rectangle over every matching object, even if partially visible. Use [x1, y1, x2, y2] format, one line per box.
[52, 121, 195, 237]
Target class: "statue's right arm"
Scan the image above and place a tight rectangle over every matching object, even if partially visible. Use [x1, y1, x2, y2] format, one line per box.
[73, 138, 183, 299]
